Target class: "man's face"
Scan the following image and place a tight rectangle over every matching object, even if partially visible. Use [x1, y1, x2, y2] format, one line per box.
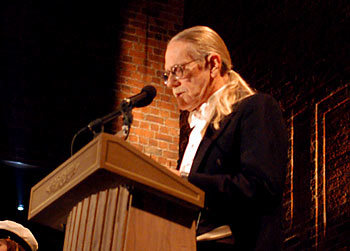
[165, 41, 210, 111]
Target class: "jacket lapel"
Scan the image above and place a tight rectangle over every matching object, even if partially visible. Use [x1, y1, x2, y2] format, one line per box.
[189, 112, 234, 174]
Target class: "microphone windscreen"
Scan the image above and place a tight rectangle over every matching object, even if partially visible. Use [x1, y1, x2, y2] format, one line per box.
[136, 85, 157, 107]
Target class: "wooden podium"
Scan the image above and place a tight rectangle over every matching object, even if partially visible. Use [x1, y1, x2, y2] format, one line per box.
[28, 133, 204, 251]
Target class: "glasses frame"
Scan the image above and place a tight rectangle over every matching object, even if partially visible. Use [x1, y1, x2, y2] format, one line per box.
[163, 58, 201, 85]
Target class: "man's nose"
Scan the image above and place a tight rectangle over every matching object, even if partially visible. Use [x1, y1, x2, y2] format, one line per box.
[166, 75, 180, 88]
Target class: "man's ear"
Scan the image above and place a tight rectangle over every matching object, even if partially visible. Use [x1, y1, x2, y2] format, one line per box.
[207, 53, 222, 78]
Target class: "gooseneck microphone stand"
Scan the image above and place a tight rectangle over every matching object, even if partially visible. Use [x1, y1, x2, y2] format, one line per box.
[70, 99, 134, 156]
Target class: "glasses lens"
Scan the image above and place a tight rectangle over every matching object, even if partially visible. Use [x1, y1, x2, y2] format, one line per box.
[173, 65, 183, 79]
[163, 72, 169, 84]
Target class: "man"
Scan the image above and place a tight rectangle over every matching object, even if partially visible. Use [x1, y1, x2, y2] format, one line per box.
[164, 26, 288, 250]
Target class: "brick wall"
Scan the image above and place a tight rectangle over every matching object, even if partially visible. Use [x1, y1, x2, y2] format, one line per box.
[114, 0, 184, 168]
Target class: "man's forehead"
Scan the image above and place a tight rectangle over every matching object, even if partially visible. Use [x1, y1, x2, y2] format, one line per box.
[165, 41, 193, 69]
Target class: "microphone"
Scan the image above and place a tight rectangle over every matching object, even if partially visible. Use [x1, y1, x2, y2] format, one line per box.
[124, 85, 157, 108]
[71, 85, 157, 155]
[86, 85, 157, 131]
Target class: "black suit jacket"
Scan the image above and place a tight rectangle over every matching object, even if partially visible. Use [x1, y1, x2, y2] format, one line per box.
[181, 93, 288, 250]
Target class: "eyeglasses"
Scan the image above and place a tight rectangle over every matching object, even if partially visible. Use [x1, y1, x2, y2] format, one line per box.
[163, 58, 201, 85]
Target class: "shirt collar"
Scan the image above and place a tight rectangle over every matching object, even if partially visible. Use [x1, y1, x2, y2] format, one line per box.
[188, 85, 226, 128]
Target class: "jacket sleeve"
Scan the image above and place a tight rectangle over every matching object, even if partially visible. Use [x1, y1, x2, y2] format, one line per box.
[188, 94, 288, 212]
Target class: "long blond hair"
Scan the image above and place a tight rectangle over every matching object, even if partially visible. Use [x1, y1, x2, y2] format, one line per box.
[170, 26, 255, 129]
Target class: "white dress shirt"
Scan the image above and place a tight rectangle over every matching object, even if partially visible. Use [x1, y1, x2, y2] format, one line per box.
[179, 86, 226, 177]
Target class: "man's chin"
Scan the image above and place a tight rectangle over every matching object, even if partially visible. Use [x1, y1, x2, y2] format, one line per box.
[177, 98, 198, 112]
[177, 102, 191, 112]
[178, 104, 196, 112]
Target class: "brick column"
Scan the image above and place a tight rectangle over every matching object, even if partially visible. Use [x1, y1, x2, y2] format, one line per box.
[114, 0, 184, 168]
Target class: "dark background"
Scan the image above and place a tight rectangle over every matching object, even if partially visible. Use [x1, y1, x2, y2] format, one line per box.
[1, 1, 124, 249]
[1, 0, 349, 250]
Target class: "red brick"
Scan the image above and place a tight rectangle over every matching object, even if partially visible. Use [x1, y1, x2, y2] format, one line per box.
[169, 143, 178, 151]
[130, 71, 142, 80]
[146, 114, 164, 124]
[133, 43, 144, 51]
[137, 65, 155, 75]
[151, 62, 162, 70]
[139, 121, 150, 129]
[121, 33, 139, 42]
[149, 138, 158, 146]
[153, 48, 164, 55]
[159, 94, 171, 102]
[159, 111, 170, 119]
[168, 160, 178, 169]
[141, 74, 153, 82]
[127, 134, 138, 144]
[134, 13, 148, 23]
[135, 28, 147, 37]
[165, 119, 179, 128]
[163, 150, 178, 159]
[159, 141, 168, 149]
[157, 157, 167, 166]
[150, 124, 159, 131]
[157, 101, 176, 111]
[155, 133, 172, 142]
[127, 79, 145, 89]
[170, 111, 180, 119]
[130, 21, 147, 29]
[132, 120, 140, 127]
[129, 86, 142, 95]
[149, 54, 164, 63]
[160, 126, 168, 134]
[172, 136, 179, 144]
[122, 55, 133, 63]
[168, 127, 179, 135]
[133, 111, 145, 120]
[123, 27, 136, 34]
[129, 49, 146, 58]
[152, 77, 162, 85]
[139, 136, 148, 145]
[133, 127, 154, 138]
[149, 108, 160, 116]
[164, 89, 175, 97]
[120, 62, 137, 72]
[121, 40, 133, 49]
[118, 84, 131, 92]
[120, 69, 132, 77]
